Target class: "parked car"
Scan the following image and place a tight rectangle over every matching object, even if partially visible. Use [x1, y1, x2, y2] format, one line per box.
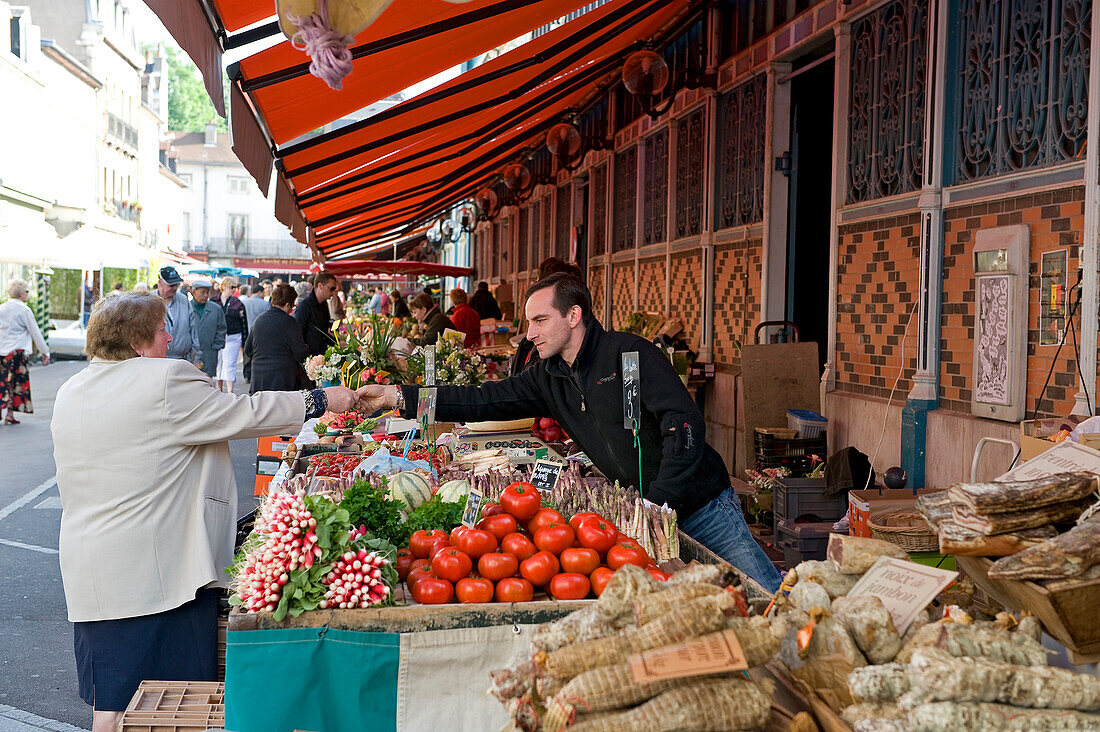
[47, 320, 87, 359]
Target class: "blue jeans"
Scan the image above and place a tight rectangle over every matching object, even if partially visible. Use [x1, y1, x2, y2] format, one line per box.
[82, 312, 90, 327]
[681, 486, 782, 593]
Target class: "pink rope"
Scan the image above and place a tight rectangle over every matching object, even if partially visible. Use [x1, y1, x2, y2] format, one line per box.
[287, 0, 356, 91]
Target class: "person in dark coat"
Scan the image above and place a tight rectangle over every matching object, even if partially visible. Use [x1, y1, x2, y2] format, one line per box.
[293, 272, 340, 356]
[244, 284, 310, 394]
[468, 281, 502, 320]
[390, 290, 411, 319]
[408, 292, 456, 347]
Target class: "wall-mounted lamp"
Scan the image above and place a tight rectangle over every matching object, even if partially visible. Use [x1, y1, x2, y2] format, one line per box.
[474, 187, 499, 220]
[547, 122, 583, 172]
[622, 49, 673, 120]
[502, 162, 534, 205]
[459, 206, 475, 233]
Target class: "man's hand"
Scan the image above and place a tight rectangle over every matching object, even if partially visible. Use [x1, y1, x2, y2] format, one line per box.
[322, 385, 359, 414]
[354, 385, 395, 414]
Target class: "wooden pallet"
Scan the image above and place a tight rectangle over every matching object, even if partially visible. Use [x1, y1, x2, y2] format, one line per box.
[121, 681, 224, 732]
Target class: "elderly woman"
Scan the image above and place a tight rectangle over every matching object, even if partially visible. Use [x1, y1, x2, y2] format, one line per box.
[51, 292, 367, 732]
[0, 279, 50, 425]
[244, 283, 309, 393]
[408, 292, 456, 347]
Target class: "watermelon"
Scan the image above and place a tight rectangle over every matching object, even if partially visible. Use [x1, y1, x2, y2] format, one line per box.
[387, 471, 432, 512]
[437, 479, 470, 504]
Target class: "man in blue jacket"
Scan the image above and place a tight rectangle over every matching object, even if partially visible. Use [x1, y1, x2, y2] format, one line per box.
[357, 273, 781, 591]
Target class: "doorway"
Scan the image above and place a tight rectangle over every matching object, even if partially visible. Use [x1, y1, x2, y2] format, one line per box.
[785, 58, 834, 371]
[574, 179, 588, 275]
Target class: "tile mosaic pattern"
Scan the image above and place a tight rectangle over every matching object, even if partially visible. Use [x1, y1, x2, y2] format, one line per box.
[612, 261, 635, 330]
[713, 239, 763, 367]
[638, 257, 667, 315]
[669, 251, 702, 346]
[589, 265, 606, 325]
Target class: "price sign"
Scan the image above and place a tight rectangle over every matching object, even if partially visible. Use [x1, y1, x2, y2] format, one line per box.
[628, 629, 748, 683]
[425, 344, 437, 386]
[622, 351, 641, 431]
[416, 387, 437, 423]
[529, 459, 564, 494]
[461, 489, 484, 528]
[847, 556, 958, 635]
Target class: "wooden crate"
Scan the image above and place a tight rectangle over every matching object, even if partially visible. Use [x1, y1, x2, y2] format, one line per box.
[217, 618, 227, 682]
[957, 555, 1100, 663]
[121, 681, 224, 732]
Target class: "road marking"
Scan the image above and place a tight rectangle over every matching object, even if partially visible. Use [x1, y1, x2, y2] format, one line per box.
[0, 538, 58, 554]
[34, 496, 62, 509]
[0, 476, 57, 523]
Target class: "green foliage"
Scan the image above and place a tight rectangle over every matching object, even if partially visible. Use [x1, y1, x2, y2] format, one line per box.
[49, 269, 82, 321]
[340, 477, 408, 548]
[164, 46, 227, 133]
[402, 496, 465, 539]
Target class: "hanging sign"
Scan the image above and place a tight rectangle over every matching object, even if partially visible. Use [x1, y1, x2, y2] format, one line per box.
[425, 344, 437, 386]
[622, 351, 641, 431]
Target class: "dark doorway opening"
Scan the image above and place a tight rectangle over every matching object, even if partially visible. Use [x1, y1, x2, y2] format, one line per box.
[575, 179, 589, 276]
[785, 58, 834, 372]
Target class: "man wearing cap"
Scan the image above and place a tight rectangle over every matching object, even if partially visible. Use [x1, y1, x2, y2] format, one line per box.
[189, 278, 226, 378]
[157, 267, 195, 361]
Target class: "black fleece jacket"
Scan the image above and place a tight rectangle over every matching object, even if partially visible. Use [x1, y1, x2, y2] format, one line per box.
[399, 318, 727, 519]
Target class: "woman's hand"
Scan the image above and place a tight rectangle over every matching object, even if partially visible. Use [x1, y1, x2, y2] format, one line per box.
[322, 385, 359, 414]
[354, 385, 395, 414]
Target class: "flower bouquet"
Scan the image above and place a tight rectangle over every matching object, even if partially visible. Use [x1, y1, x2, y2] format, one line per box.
[404, 336, 491, 386]
[304, 314, 403, 387]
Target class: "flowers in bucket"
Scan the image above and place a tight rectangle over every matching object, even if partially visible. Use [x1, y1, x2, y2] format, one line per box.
[304, 314, 402, 387]
[404, 332, 490, 386]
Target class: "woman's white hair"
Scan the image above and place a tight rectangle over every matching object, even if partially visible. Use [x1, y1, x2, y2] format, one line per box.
[7, 279, 29, 299]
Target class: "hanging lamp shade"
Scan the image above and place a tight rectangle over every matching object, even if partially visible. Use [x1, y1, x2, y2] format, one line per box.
[546, 122, 582, 157]
[474, 187, 498, 214]
[503, 163, 533, 191]
[622, 49, 669, 97]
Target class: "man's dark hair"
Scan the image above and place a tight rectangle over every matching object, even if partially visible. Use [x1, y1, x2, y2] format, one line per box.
[536, 257, 582, 281]
[476, 281, 489, 290]
[315, 272, 337, 287]
[526, 272, 591, 319]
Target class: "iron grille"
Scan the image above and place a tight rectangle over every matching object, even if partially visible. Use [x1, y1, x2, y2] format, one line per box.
[716, 74, 766, 228]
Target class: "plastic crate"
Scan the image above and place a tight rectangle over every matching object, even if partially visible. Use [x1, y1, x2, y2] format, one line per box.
[776, 519, 833, 567]
[786, 408, 828, 438]
[773, 477, 849, 531]
[121, 681, 224, 732]
[753, 431, 827, 475]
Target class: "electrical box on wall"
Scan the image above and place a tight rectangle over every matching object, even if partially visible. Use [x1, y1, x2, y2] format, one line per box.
[971, 225, 1029, 422]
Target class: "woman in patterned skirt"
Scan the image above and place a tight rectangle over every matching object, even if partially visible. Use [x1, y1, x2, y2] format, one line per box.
[0, 279, 50, 424]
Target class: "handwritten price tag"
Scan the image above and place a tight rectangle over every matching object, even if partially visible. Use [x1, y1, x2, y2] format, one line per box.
[628, 629, 749, 684]
[622, 351, 640, 431]
[529, 459, 564, 494]
[848, 557, 957, 635]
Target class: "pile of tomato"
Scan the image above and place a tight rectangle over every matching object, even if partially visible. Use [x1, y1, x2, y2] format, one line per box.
[395, 481, 668, 605]
[307, 453, 367, 478]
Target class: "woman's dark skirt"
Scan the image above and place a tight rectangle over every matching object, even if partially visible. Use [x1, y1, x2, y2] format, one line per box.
[73, 588, 218, 711]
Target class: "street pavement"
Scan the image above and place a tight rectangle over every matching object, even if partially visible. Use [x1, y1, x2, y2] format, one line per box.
[0, 359, 261, 729]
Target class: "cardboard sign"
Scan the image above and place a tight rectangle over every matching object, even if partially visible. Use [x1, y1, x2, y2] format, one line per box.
[529, 459, 564, 493]
[847, 557, 958, 635]
[416, 388, 437, 423]
[628, 629, 748, 684]
[622, 351, 641, 431]
[997, 439, 1100, 482]
[424, 345, 437, 386]
[461, 489, 484, 528]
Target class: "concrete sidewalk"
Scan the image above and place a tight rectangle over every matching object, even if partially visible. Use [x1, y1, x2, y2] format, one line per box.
[0, 706, 87, 732]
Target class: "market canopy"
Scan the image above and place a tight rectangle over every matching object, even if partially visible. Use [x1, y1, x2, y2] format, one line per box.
[321, 260, 474, 278]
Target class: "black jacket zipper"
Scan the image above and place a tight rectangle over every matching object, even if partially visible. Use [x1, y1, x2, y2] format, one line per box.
[569, 368, 633, 483]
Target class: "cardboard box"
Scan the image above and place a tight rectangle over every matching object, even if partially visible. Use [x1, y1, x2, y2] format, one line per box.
[449, 432, 563, 463]
[847, 488, 941, 538]
[1019, 416, 1100, 462]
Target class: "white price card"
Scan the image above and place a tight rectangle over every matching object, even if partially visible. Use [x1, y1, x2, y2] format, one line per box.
[847, 557, 957, 635]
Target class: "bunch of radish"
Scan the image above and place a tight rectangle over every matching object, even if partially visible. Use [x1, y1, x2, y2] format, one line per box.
[236, 492, 321, 613]
[320, 548, 392, 609]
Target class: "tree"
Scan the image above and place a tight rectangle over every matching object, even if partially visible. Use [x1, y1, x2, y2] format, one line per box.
[164, 46, 227, 132]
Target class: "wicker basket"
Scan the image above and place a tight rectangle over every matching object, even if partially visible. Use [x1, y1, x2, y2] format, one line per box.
[869, 509, 938, 552]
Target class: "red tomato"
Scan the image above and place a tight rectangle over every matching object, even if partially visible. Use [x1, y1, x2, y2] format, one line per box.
[480, 502, 504, 519]
[431, 548, 473, 583]
[607, 542, 651, 570]
[427, 537, 452, 560]
[449, 526, 469, 545]
[567, 512, 603, 533]
[406, 561, 433, 588]
[455, 575, 495, 604]
[454, 529, 498, 560]
[500, 482, 542, 521]
[519, 550, 559, 587]
[477, 513, 519, 542]
[560, 547, 601, 575]
[646, 566, 671, 582]
[394, 549, 415, 580]
[527, 508, 565, 535]
[576, 519, 618, 555]
[501, 532, 537, 562]
[549, 572, 591, 600]
[533, 523, 575, 555]
[495, 577, 534, 603]
[477, 551, 520, 581]
[590, 567, 614, 597]
[410, 576, 454, 604]
[409, 529, 450, 558]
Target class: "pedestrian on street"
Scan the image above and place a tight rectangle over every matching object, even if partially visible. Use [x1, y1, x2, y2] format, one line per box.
[367, 286, 382, 314]
[293, 280, 312, 307]
[217, 277, 247, 392]
[469, 280, 502, 320]
[241, 284, 270, 331]
[244, 284, 310, 393]
[409, 292, 456, 347]
[378, 287, 391, 316]
[156, 267, 194, 361]
[81, 280, 95, 327]
[188, 278, 225, 379]
[355, 273, 782, 592]
[448, 287, 481, 348]
[0, 279, 49, 425]
[50, 290, 370, 732]
[390, 289, 411, 319]
[293, 272, 339, 357]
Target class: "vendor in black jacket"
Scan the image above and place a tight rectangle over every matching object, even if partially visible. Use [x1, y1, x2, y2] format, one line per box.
[293, 272, 340, 357]
[358, 273, 781, 591]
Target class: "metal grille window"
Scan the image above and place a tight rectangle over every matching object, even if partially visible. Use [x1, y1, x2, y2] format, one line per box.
[613, 146, 638, 251]
[643, 129, 669, 245]
[848, 0, 927, 203]
[517, 207, 529, 272]
[592, 164, 608, 255]
[675, 110, 705, 238]
[556, 184, 572, 260]
[951, 0, 1090, 184]
[716, 75, 766, 228]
